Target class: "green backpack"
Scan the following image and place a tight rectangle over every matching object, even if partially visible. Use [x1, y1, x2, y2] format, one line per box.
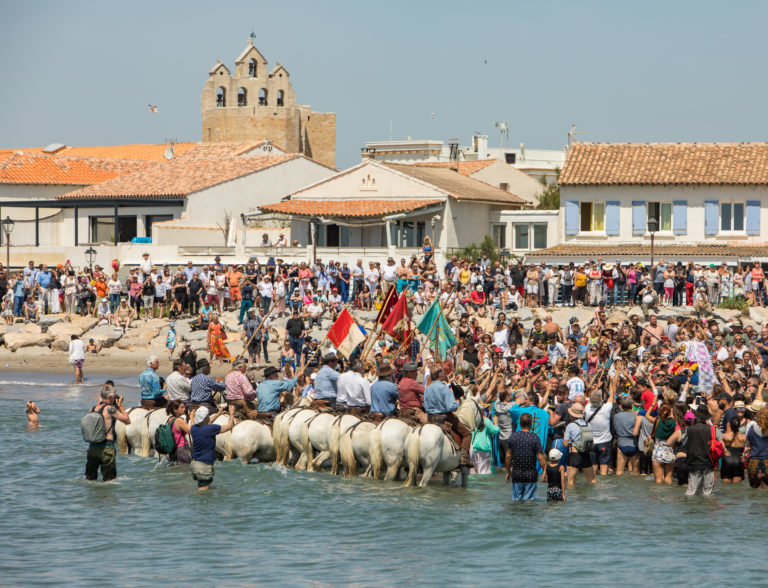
[573, 419, 594, 453]
[154, 417, 179, 455]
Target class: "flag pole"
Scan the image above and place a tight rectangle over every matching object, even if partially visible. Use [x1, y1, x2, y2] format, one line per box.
[234, 295, 282, 363]
[421, 284, 455, 364]
[360, 285, 398, 361]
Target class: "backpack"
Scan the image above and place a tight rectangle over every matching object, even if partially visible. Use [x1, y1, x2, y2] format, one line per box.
[155, 417, 179, 455]
[708, 425, 725, 466]
[81, 406, 107, 443]
[573, 419, 594, 453]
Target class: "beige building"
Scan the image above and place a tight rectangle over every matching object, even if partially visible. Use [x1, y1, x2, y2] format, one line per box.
[201, 40, 336, 168]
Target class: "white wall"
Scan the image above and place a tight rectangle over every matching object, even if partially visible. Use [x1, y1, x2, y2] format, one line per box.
[489, 209, 558, 253]
[182, 157, 335, 225]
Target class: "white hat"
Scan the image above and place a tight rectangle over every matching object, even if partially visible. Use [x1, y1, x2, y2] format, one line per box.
[194, 406, 210, 424]
[548, 448, 563, 462]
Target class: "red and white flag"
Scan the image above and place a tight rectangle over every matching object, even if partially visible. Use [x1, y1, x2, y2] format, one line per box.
[326, 308, 365, 359]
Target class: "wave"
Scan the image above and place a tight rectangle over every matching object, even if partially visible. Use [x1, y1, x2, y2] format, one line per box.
[0, 379, 138, 388]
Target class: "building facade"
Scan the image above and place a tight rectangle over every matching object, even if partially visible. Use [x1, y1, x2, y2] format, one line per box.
[201, 40, 336, 168]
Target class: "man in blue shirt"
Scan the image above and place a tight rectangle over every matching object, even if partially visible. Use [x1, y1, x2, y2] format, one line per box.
[190, 358, 225, 412]
[370, 363, 398, 419]
[257, 365, 297, 414]
[313, 354, 340, 409]
[138, 355, 166, 408]
[190, 405, 235, 491]
[35, 264, 53, 314]
[423, 366, 471, 467]
[183, 260, 198, 282]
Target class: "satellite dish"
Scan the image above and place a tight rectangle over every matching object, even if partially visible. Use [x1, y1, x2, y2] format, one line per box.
[164, 145, 174, 160]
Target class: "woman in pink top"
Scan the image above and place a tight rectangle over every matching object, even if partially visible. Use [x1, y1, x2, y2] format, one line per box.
[166, 400, 192, 464]
[751, 264, 765, 307]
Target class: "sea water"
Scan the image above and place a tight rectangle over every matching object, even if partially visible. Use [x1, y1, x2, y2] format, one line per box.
[1, 371, 765, 586]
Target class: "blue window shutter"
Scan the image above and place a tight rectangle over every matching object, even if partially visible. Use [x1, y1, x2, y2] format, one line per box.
[632, 201, 646, 235]
[673, 200, 687, 235]
[705, 201, 719, 235]
[746, 200, 760, 235]
[565, 201, 578, 235]
[605, 201, 620, 235]
[340, 226, 350, 246]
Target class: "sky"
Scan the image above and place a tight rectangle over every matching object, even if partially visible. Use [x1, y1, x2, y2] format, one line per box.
[2, 0, 767, 169]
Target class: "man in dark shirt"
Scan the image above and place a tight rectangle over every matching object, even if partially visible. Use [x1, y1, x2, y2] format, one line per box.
[506, 413, 546, 501]
[509, 262, 525, 291]
[684, 405, 720, 496]
[302, 337, 321, 368]
[462, 340, 480, 368]
[187, 273, 204, 316]
[285, 309, 306, 356]
[181, 342, 197, 377]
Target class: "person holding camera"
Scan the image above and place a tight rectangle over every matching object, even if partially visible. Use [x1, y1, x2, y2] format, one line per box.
[85, 385, 130, 482]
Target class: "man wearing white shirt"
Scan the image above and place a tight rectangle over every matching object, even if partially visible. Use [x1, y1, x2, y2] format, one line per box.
[139, 252, 152, 275]
[381, 258, 398, 294]
[336, 359, 371, 416]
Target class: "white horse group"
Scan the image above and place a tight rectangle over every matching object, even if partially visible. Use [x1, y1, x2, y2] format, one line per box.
[115, 392, 484, 488]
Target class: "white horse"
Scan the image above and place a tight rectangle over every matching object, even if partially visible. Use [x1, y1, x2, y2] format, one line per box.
[339, 419, 377, 477]
[403, 396, 483, 488]
[368, 418, 413, 481]
[327, 415, 361, 475]
[115, 407, 148, 455]
[139, 408, 174, 458]
[275, 408, 317, 469]
[300, 412, 343, 472]
[210, 415, 274, 464]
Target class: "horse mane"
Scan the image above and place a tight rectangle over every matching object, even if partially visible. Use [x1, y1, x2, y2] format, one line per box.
[456, 394, 481, 431]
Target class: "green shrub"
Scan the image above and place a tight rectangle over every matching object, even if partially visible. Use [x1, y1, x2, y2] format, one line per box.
[719, 295, 749, 311]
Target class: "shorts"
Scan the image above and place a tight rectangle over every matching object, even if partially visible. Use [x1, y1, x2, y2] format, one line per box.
[142, 295, 154, 308]
[547, 487, 564, 502]
[526, 284, 538, 294]
[73, 359, 84, 369]
[590, 441, 612, 465]
[619, 445, 639, 458]
[190, 459, 214, 487]
[568, 451, 592, 469]
[207, 294, 219, 305]
[154, 296, 164, 304]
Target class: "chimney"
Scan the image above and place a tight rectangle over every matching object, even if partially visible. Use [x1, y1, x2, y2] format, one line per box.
[475, 135, 488, 160]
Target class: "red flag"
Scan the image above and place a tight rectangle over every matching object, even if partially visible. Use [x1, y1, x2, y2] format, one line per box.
[326, 308, 365, 359]
[375, 285, 398, 325]
[382, 292, 410, 342]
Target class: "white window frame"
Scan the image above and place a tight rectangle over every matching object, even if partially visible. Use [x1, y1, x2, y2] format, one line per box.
[513, 224, 529, 251]
[492, 223, 507, 249]
[720, 201, 746, 234]
[579, 201, 605, 233]
[647, 201, 673, 233]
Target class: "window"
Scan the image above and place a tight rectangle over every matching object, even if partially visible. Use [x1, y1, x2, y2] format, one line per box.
[648, 202, 672, 231]
[499, 182, 509, 192]
[514, 224, 529, 250]
[277, 90, 284, 107]
[89, 216, 136, 243]
[258, 88, 268, 106]
[721, 202, 745, 231]
[533, 224, 547, 249]
[492, 224, 506, 248]
[248, 59, 257, 77]
[580, 202, 604, 232]
[504, 153, 516, 164]
[237, 88, 247, 107]
[145, 215, 173, 238]
[216, 87, 226, 107]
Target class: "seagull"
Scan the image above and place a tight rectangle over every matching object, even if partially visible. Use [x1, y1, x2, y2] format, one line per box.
[431, 113, 436, 119]
[148, 104, 158, 113]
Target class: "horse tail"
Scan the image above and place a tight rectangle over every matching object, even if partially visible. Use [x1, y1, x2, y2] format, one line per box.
[369, 425, 383, 479]
[273, 413, 286, 465]
[139, 412, 152, 457]
[339, 428, 357, 478]
[404, 429, 421, 487]
[116, 421, 129, 454]
[329, 419, 341, 476]
[301, 419, 314, 472]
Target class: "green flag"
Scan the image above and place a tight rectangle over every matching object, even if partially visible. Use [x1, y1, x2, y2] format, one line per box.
[416, 300, 457, 360]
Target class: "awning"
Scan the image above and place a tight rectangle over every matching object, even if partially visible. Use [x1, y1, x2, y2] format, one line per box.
[258, 199, 443, 218]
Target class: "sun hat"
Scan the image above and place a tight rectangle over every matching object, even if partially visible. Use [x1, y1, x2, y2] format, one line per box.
[734, 400, 747, 410]
[194, 406, 210, 424]
[264, 366, 279, 377]
[378, 363, 396, 377]
[748, 399, 766, 412]
[568, 403, 585, 419]
[548, 448, 563, 462]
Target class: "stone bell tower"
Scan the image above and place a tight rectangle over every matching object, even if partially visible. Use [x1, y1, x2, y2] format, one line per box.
[201, 39, 336, 168]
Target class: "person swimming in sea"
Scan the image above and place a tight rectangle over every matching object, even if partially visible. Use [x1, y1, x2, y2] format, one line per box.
[26, 401, 41, 427]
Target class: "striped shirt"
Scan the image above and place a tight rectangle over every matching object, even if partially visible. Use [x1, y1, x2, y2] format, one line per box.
[190, 374, 226, 403]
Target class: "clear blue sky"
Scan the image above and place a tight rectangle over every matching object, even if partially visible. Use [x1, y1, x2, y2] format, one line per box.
[1, 0, 766, 168]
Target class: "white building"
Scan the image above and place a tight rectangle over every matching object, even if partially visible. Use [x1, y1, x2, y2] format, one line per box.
[527, 142, 768, 265]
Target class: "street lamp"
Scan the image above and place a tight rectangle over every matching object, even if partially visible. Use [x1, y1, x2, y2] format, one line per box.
[84, 247, 97, 271]
[310, 216, 320, 267]
[2, 216, 14, 269]
[647, 217, 659, 267]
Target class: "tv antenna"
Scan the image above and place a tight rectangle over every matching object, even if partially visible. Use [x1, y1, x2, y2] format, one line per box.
[494, 121, 509, 149]
[568, 123, 588, 147]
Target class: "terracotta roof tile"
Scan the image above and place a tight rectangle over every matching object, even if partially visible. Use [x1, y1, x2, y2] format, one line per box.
[409, 160, 496, 176]
[176, 141, 285, 159]
[0, 153, 153, 185]
[259, 199, 442, 217]
[525, 243, 768, 260]
[53, 143, 199, 161]
[380, 163, 527, 205]
[560, 142, 768, 186]
[58, 154, 300, 200]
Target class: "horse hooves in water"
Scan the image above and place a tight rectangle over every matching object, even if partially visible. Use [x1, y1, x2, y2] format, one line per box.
[460, 466, 470, 488]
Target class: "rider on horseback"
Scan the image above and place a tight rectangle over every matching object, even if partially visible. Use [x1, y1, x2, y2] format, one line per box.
[397, 362, 427, 424]
[256, 365, 297, 415]
[370, 363, 398, 421]
[312, 354, 340, 410]
[224, 359, 259, 420]
[424, 366, 472, 468]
